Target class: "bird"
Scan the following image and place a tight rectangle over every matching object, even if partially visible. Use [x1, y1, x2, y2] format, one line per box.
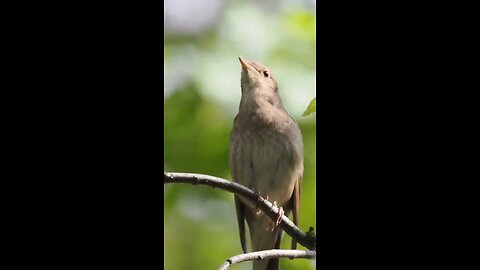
[229, 57, 304, 270]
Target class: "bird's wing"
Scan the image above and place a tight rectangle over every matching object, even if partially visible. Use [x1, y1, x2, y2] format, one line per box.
[234, 194, 248, 253]
[290, 175, 302, 250]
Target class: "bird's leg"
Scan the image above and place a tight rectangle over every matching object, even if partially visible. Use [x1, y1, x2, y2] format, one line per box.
[274, 202, 284, 226]
[266, 201, 284, 231]
[254, 194, 268, 215]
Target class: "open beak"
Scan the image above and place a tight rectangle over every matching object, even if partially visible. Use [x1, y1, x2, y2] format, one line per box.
[238, 56, 250, 70]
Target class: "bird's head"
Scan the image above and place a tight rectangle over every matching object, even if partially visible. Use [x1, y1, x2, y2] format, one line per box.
[239, 56, 279, 95]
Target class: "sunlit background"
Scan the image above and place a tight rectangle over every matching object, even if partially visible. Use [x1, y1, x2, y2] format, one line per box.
[164, 0, 316, 269]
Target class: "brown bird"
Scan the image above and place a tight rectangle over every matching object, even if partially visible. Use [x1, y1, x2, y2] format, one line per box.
[229, 57, 304, 270]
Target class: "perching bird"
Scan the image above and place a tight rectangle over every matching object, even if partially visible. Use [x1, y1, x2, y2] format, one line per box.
[229, 57, 304, 270]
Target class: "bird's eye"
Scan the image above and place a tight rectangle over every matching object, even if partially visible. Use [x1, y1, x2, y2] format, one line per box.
[263, 70, 269, 77]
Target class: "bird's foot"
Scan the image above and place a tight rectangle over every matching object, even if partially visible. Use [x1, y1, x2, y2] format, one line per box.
[274, 201, 284, 226]
[254, 195, 269, 215]
[266, 201, 284, 231]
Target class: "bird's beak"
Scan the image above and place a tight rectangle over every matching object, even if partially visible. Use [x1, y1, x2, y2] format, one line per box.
[238, 56, 250, 70]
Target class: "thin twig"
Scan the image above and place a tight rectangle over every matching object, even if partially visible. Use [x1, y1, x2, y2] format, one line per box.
[218, 249, 316, 270]
[164, 172, 316, 250]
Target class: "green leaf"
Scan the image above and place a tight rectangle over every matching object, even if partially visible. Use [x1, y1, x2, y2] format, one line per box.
[302, 97, 316, 116]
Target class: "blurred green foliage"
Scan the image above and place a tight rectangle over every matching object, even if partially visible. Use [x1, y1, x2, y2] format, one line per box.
[164, 1, 316, 269]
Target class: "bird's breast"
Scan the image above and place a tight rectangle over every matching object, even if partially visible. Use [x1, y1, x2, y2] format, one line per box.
[230, 125, 303, 207]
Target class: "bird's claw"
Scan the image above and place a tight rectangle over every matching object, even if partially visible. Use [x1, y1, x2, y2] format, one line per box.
[266, 201, 284, 231]
[255, 195, 269, 215]
[275, 205, 284, 226]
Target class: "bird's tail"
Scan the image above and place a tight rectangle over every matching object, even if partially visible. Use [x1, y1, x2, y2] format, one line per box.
[250, 219, 283, 270]
[253, 257, 279, 270]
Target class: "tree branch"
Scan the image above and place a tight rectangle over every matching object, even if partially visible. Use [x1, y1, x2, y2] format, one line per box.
[164, 172, 316, 250]
[218, 249, 316, 270]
